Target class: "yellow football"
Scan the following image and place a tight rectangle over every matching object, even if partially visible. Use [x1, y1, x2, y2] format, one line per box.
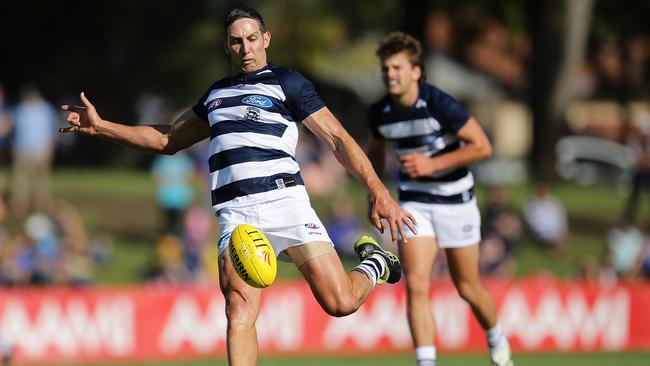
[228, 224, 277, 288]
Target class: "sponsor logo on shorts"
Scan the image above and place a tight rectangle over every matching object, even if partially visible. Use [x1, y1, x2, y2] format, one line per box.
[462, 224, 473, 233]
[305, 223, 320, 230]
[242, 95, 273, 108]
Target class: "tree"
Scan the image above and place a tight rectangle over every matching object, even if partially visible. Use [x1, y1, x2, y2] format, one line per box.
[526, 0, 594, 180]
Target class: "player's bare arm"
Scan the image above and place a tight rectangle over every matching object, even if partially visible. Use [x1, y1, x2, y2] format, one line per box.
[61, 92, 210, 154]
[400, 116, 492, 178]
[303, 106, 416, 242]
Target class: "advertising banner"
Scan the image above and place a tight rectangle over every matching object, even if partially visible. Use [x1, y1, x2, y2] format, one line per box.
[1, 277, 648, 363]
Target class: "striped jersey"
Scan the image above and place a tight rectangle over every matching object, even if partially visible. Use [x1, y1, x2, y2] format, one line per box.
[368, 82, 474, 204]
[192, 62, 325, 213]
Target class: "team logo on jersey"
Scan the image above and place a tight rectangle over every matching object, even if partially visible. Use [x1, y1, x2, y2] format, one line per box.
[207, 99, 223, 113]
[244, 107, 261, 121]
[242, 95, 273, 108]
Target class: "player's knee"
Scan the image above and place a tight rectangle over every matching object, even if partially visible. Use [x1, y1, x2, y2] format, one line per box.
[224, 289, 259, 329]
[456, 281, 480, 303]
[405, 272, 430, 299]
[322, 295, 359, 317]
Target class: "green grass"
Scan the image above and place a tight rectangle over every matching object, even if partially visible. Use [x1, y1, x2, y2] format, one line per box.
[75, 351, 650, 366]
[2, 168, 647, 283]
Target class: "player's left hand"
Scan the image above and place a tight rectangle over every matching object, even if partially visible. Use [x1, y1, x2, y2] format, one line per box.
[368, 189, 417, 243]
[400, 152, 435, 178]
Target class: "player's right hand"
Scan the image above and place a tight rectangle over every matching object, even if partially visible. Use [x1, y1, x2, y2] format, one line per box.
[60, 92, 101, 135]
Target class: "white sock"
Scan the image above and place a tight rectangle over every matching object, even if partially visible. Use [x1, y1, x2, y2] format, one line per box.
[486, 323, 506, 349]
[416, 345, 436, 366]
[352, 255, 385, 284]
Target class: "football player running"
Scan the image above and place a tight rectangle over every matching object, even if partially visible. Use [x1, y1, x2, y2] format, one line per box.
[61, 6, 415, 366]
[367, 32, 513, 366]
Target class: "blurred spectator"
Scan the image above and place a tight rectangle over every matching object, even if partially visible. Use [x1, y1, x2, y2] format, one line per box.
[0, 195, 10, 285]
[24, 212, 60, 284]
[462, 15, 529, 96]
[605, 220, 644, 279]
[295, 130, 345, 196]
[0, 199, 97, 286]
[152, 233, 192, 283]
[523, 182, 568, 250]
[589, 36, 649, 101]
[592, 40, 625, 100]
[0, 83, 11, 192]
[423, 10, 500, 102]
[325, 196, 364, 258]
[625, 36, 650, 99]
[150, 151, 196, 234]
[633, 237, 650, 279]
[480, 185, 521, 277]
[54, 200, 94, 285]
[10, 84, 58, 217]
[479, 234, 516, 277]
[145, 205, 217, 284]
[622, 124, 650, 225]
[483, 185, 523, 251]
[134, 93, 170, 168]
[576, 255, 617, 285]
[135, 93, 169, 125]
[181, 206, 214, 277]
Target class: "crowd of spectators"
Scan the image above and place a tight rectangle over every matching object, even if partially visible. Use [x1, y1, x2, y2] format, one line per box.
[0, 195, 102, 286]
[0, 83, 104, 287]
[1, 6, 650, 288]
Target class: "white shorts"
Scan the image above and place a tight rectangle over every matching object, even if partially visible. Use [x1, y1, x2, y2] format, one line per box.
[217, 192, 332, 261]
[401, 198, 481, 248]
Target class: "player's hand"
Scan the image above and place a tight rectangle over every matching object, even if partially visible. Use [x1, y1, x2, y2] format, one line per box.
[400, 152, 435, 178]
[368, 189, 417, 243]
[60, 92, 101, 135]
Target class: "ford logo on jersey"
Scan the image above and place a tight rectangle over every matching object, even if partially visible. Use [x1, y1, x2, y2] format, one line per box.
[242, 95, 273, 109]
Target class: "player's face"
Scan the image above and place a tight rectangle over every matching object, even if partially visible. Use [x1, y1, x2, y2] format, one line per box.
[381, 52, 421, 97]
[226, 18, 271, 74]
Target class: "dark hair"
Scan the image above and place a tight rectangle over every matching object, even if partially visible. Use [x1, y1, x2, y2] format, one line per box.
[224, 5, 266, 33]
[376, 32, 425, 74]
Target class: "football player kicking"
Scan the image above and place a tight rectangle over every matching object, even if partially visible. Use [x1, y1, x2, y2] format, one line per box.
[60, 6, 415, 366]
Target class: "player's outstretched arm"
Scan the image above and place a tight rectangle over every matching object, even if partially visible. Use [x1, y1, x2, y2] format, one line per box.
[303, 107, 416, 243]
[61, 92, 210, 154]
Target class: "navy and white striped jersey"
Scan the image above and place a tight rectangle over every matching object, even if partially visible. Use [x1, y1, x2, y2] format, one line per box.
[368, 82, 474, 205]
[192, 62, 325, 213]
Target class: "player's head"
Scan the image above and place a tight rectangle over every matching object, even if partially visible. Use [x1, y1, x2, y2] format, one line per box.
[376, 32, 424, 97]
[224, 6, 271, 75]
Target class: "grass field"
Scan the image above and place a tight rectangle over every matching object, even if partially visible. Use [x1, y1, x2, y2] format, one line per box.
[3, 170, 650, 363]
[77, 351, 650, 366]
[2, 168, 648, 283]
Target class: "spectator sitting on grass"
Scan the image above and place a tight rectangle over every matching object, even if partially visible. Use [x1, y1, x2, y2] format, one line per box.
[606, 220, 644, 279]
[523, 182, 568, 250]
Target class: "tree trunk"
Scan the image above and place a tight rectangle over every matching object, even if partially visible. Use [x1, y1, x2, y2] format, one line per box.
[527, 0, 594, 181]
